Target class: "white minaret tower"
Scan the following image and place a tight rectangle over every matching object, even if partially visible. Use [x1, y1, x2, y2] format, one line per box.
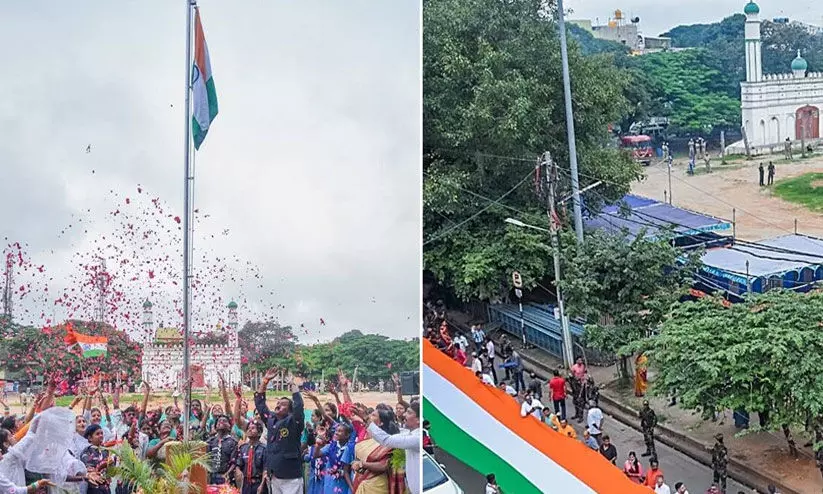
[744, 1, 762, 82]
[142, 300, 154, 339]
[227, 301, 238, 347]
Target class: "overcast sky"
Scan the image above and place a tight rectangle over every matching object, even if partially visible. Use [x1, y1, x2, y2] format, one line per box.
[568, 0, 823, 38]
[0, 1, 420, 343]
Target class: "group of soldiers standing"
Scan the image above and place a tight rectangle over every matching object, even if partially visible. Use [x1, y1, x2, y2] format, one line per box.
[639, 400, 730, 492]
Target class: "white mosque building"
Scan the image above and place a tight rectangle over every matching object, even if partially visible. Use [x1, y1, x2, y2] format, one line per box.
[733, 1, 823, 152]
[140, 300, 242, 389]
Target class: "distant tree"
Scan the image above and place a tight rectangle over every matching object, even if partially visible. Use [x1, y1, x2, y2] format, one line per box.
[238, 321, 298, 369]
[193, 331, 228, 346]
[3, 320, 142, 384]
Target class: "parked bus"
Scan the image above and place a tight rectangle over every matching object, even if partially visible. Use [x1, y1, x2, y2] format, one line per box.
[620, 134, 653, 166]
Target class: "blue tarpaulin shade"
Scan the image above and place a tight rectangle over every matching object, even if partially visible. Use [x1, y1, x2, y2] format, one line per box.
[585, 194, 731, 240]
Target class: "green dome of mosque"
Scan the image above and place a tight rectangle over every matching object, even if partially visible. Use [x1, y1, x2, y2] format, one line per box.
[143, 300, 153, 308]
[228, 301, 238, 309]
[744, 1, 760, 15]
[792, 52, 808, 71]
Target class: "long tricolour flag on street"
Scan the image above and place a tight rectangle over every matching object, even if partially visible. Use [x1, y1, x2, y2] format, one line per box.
[192, 8, 218, 150]
[423, 340, 651, 494]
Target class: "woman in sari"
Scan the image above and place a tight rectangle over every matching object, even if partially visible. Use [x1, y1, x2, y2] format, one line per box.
[352, 407, 407, 494]
[634, 353, 648, 397]
[352, 409, 395, 494]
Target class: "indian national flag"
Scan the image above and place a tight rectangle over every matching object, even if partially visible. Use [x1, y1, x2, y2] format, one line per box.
[75, 333, 108, 359]
[191, 8, 218, 150]
[423, 340, 650, 494]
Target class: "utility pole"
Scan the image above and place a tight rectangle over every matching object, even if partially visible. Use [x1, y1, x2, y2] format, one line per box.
[2, 251, 13, 323]
[556, 0, 584, 245]
[667, 153, 673, 205]
[544, 152, 575, 367]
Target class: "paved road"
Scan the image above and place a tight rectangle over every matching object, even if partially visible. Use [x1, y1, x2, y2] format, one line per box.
[432, 398, 750, 493]
[437, 449, 487, 493]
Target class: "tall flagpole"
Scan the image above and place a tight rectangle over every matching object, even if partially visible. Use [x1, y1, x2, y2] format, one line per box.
[182, 0, 195, 441]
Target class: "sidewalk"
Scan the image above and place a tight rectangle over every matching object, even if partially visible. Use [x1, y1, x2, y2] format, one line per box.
[513, 343, 820, 493]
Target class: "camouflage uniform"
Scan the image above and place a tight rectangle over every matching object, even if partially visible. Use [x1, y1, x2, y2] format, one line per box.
[712, 434, 728, 493]
[639, 403, 657, 457]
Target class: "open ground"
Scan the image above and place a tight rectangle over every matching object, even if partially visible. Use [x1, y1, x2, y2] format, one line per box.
[633, 154, 823, 240]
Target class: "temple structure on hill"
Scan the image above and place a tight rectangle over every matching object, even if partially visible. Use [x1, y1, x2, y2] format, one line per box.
[140, 300, 241, 389]
[731, 1, 823, 153]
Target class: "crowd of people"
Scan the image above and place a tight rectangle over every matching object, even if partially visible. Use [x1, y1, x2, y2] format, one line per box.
[0, 368, 421, 494]
[426, 316, 775, 494]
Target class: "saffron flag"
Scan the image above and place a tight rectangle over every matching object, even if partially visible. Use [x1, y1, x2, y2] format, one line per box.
[192, 8, 218, 150]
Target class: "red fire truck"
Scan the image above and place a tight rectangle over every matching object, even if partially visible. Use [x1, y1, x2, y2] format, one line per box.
[620, 134, 653, 166]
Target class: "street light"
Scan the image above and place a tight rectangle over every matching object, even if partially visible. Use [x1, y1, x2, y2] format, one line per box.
[504, 218, 545, 231]
[504, 218, 575, 367]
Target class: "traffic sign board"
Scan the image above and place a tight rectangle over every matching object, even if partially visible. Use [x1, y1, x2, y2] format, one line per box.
[512, 271, 523, 288]
[514, 288, 522, 299]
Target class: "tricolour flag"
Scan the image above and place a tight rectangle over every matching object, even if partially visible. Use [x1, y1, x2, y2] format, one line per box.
[192, 8, 218, 150]
[423, 340, 651, 494]
[75, 333, 108, 358]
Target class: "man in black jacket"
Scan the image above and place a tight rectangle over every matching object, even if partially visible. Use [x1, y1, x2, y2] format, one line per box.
[254, 368, 304, 494]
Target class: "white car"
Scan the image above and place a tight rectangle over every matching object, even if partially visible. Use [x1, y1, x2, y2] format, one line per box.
[422, 452, 464, 494]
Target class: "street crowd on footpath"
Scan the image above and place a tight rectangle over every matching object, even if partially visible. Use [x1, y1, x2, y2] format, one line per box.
[0, 368, 421, 494]
[422, 301, 780, 494]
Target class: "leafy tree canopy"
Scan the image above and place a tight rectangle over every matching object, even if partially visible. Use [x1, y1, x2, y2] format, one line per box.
[242, 326, 419, 382]
[628, 290, 823, 460]
[423, 0, 642, 302]
[561, 229, 701, 357]
[623, 49, 741, 134]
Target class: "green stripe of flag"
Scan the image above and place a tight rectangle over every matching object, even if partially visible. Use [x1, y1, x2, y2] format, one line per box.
[423, 397, 542, 494]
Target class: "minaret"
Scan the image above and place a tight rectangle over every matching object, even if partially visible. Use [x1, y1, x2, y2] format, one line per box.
[792, 49, 808, 78]
[227, 301, 238, 347]
[744, 1, 762, 82]
[142, 300, 154, 339]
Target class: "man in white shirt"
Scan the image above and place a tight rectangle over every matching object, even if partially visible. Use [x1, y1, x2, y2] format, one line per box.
[485, 339, 497, 383]
[484, 474, 500, 494]
[654, 475, 671, 494]
[497, 381, 517, 397]
[520, 393, 543, 420]
[471, 353, 483, 374]
[586, 401, 603, 445]
[454, 333, 469, 353]
[673, 481, 689, 494]
[475, 371, 495, 387]
[368, 401, 421, 494]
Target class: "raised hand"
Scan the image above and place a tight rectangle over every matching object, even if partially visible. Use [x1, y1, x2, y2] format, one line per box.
[232, 384, 242, 399]
[263, 368, 279, 382]
[391, 373, 400, 385]
[292, 375, 304, 388]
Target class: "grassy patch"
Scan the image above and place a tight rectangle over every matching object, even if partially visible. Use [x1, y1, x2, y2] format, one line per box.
[773, 172, 823, 211]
